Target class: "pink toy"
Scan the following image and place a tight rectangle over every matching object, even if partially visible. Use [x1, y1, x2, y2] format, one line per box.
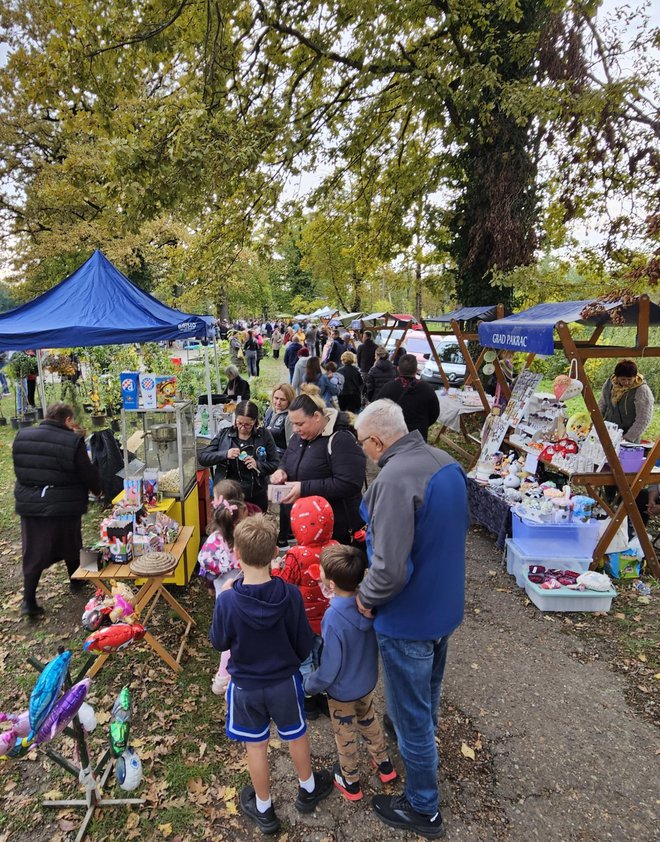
[0, 710, 29, 738]
[0, 727, 17, 757]
[34, 679, 91, 745]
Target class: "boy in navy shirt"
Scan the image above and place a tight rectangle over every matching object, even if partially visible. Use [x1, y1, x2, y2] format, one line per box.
[210, 515, 333, 834]
[304, 545, 397, 801]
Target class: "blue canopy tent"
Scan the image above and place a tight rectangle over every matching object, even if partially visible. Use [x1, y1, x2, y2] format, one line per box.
[477, 293, 660, 576]
[0, 250, 215, 417]
[0, 250, 212, 350]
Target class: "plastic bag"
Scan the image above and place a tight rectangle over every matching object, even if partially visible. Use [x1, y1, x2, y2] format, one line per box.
[89, 429, 124, 503]
[576, 571, 612, 592]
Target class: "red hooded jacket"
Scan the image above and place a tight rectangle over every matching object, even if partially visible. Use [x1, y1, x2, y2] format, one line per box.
[273, 495, 338, 634]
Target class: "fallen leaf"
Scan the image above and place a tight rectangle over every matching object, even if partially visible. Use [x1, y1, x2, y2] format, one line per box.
[614, 612, 626, 620]
[638, 654, 647, 662]
[58, 820, 77, 832]
[461, 742, 475, 760]
[158, 823, 173, 838]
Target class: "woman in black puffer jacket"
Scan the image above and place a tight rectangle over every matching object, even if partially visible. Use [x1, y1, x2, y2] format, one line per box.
[337, 351, 364, 413]
[270, 394, 366, 544]
[365, 346, 396, 402]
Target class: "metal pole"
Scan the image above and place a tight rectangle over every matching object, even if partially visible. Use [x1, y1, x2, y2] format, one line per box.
[204, 344, 214, 435]
[36, 349, 47, 413]
[213, 336, 221, 391]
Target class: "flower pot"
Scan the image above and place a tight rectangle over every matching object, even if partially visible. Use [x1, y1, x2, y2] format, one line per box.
[17, 418, 34, 428]
[0, 417, 7, 426]
[91, 413, 107, 427]
[23, 409, 37, 421]
[110, 419, 121, 433]
[9, 416, 19, 430]
[35, 407, 44, 420]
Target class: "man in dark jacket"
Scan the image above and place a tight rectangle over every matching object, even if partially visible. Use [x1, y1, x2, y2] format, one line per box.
[327, 331, 347, 366]
[365, 347, 396, 402]
[284, 338, 303, 382]
[356, 331, 377, 375]
[378, 354, 440, 441]
[12, 402, 101, 617]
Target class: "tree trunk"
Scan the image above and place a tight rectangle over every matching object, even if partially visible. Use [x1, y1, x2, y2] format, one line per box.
[414, 261, 422, 321]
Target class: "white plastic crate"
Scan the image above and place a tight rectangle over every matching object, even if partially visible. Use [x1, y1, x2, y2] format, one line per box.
[505, 539, 592, 588]
[524, 578, 616, 613]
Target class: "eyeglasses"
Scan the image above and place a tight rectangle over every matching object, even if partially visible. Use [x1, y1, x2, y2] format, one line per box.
[236, 419, 255, 428]
[357, 434, 375, 448]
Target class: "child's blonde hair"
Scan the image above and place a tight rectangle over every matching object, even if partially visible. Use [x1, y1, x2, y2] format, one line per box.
[233, 515, 278, 568]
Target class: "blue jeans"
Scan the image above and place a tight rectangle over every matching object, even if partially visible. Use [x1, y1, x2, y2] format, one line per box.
[377, 633, 450, 815]
[300, 634, 323, 686]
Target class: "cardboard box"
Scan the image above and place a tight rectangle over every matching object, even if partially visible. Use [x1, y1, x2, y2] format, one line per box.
[268, 483, 295, 504]
[155, 375, 177, 409]
[120, 371, 139, 410]
[139, 373, 158, 410]
[604, 550, 640, 580]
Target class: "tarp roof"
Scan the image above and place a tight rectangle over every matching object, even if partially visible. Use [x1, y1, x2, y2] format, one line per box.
[478, 298, 660, 356]
[0, 250, 212, 351]
[357, 312, 415, 328]
[427, 305, 501, 323]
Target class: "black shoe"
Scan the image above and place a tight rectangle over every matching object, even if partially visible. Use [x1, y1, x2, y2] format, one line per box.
[20, 601, 45, 618]
[304, 694, 319, 721]
[277, 535, 289, 548]
[69, 579, 86, 593]
[316, 693, 330, 718]
[383, 713, 396, 737]
[372, 794, 445, 838]
[332, 762, 362, 802]
[294, 768, 334, 813]
[371, 757, 398, 783]
[239, 786, 281, 835]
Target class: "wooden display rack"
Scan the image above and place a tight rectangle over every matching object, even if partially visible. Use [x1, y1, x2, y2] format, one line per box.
[478, 294, 660, 577]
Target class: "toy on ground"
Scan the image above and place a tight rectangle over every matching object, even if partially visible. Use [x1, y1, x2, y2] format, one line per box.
[0, 709, 30, 738]
[83, 623, 146, 654]
[0, 727, 17, 757]
[34, 679, 91, 746]
[25, 650, 72, 743]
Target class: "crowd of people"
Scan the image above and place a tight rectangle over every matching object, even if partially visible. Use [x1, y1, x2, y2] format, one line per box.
[9, 308, 657, 839]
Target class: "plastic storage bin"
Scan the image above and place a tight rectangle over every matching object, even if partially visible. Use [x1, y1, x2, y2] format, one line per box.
[505, 539, 592, 588]
[511, 512, 600, 558]
[524, 578, 616, 613]
[618, 444, 645, 473]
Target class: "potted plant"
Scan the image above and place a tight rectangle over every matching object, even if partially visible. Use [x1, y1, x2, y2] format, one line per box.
[90, 375, 107, 427]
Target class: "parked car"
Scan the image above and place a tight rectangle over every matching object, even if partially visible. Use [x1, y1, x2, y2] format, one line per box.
[420, 343, 467, 386]
[383, 330, 449, 367]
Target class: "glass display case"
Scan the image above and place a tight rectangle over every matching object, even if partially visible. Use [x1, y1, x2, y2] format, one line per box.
[120, 401, 196, 499]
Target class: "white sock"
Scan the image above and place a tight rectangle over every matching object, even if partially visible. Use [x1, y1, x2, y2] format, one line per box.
[299, 773, 315, 793]
[256, 794, 272, 813]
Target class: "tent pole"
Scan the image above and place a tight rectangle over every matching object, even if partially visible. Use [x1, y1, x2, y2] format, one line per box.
[213, 336, 221, 392]
[36, 349, 47, 414]
[204, 344, 214, 435]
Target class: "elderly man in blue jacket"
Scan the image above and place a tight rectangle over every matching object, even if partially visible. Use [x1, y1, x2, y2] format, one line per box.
[355, 399, 468, 839]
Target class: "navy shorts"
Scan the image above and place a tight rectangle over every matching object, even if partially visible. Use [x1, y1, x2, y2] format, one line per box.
[226, 673, 307, 743]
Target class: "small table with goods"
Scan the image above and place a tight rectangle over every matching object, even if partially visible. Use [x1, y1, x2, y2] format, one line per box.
[71, 526, 196, 676]
[433, 390, 494, 465]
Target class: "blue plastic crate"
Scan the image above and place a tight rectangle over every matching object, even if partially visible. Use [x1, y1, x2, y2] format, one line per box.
[511, 511, 600, 558]
[524, 578, 616, 612]
[505, 539, 592, 588]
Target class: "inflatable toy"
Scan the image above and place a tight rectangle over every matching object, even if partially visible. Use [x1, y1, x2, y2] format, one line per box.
[25, 650, 72, 743]
[115, 747, 143, 791]
[34, 679, 91, 745]
[83, 624, 146, 654]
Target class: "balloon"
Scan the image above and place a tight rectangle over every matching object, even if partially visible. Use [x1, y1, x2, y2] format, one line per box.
[0, 728, 17, 757]
[34, 679, 91, 746]
[115, 747, 143, 791]
[0, 710, 30, 738]
[77, 702, 97, 732]
[26, 651, 72, 743]
[109, 686, 132, 757]
[83, 624, 146, 654]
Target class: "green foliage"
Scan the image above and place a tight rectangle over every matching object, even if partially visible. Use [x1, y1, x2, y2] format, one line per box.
[5, 352, 37, 380]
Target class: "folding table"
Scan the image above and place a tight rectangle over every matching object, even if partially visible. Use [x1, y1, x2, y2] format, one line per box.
[71, 526, 196, 675]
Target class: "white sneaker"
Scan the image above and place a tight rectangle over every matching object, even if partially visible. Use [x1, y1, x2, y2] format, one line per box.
[212, 670, 229, 696]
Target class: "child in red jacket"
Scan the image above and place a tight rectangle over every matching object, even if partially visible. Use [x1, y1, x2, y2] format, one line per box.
[273, 495, 337, 718]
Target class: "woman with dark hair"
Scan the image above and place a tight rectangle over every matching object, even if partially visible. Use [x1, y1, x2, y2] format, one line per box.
[198, 400, 280, 512]
[598, 359, 654, 443]
[303, 356, 336, 407]
[270, 394, 366, 544]
[337, 351, 364, 413]
[243, 330, 259, 378]
[222, 365, 250, 402]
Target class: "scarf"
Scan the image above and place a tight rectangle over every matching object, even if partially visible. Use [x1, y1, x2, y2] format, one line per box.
[609, 373, 644, 405]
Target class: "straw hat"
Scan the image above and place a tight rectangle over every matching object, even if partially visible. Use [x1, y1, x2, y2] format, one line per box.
[129, 551, 177, 577]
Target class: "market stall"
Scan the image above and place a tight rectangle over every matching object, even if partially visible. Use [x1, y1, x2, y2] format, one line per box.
[477, 294, 660, 579]
[0, 250, 213, 584]
[420, 305, 507, 463]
